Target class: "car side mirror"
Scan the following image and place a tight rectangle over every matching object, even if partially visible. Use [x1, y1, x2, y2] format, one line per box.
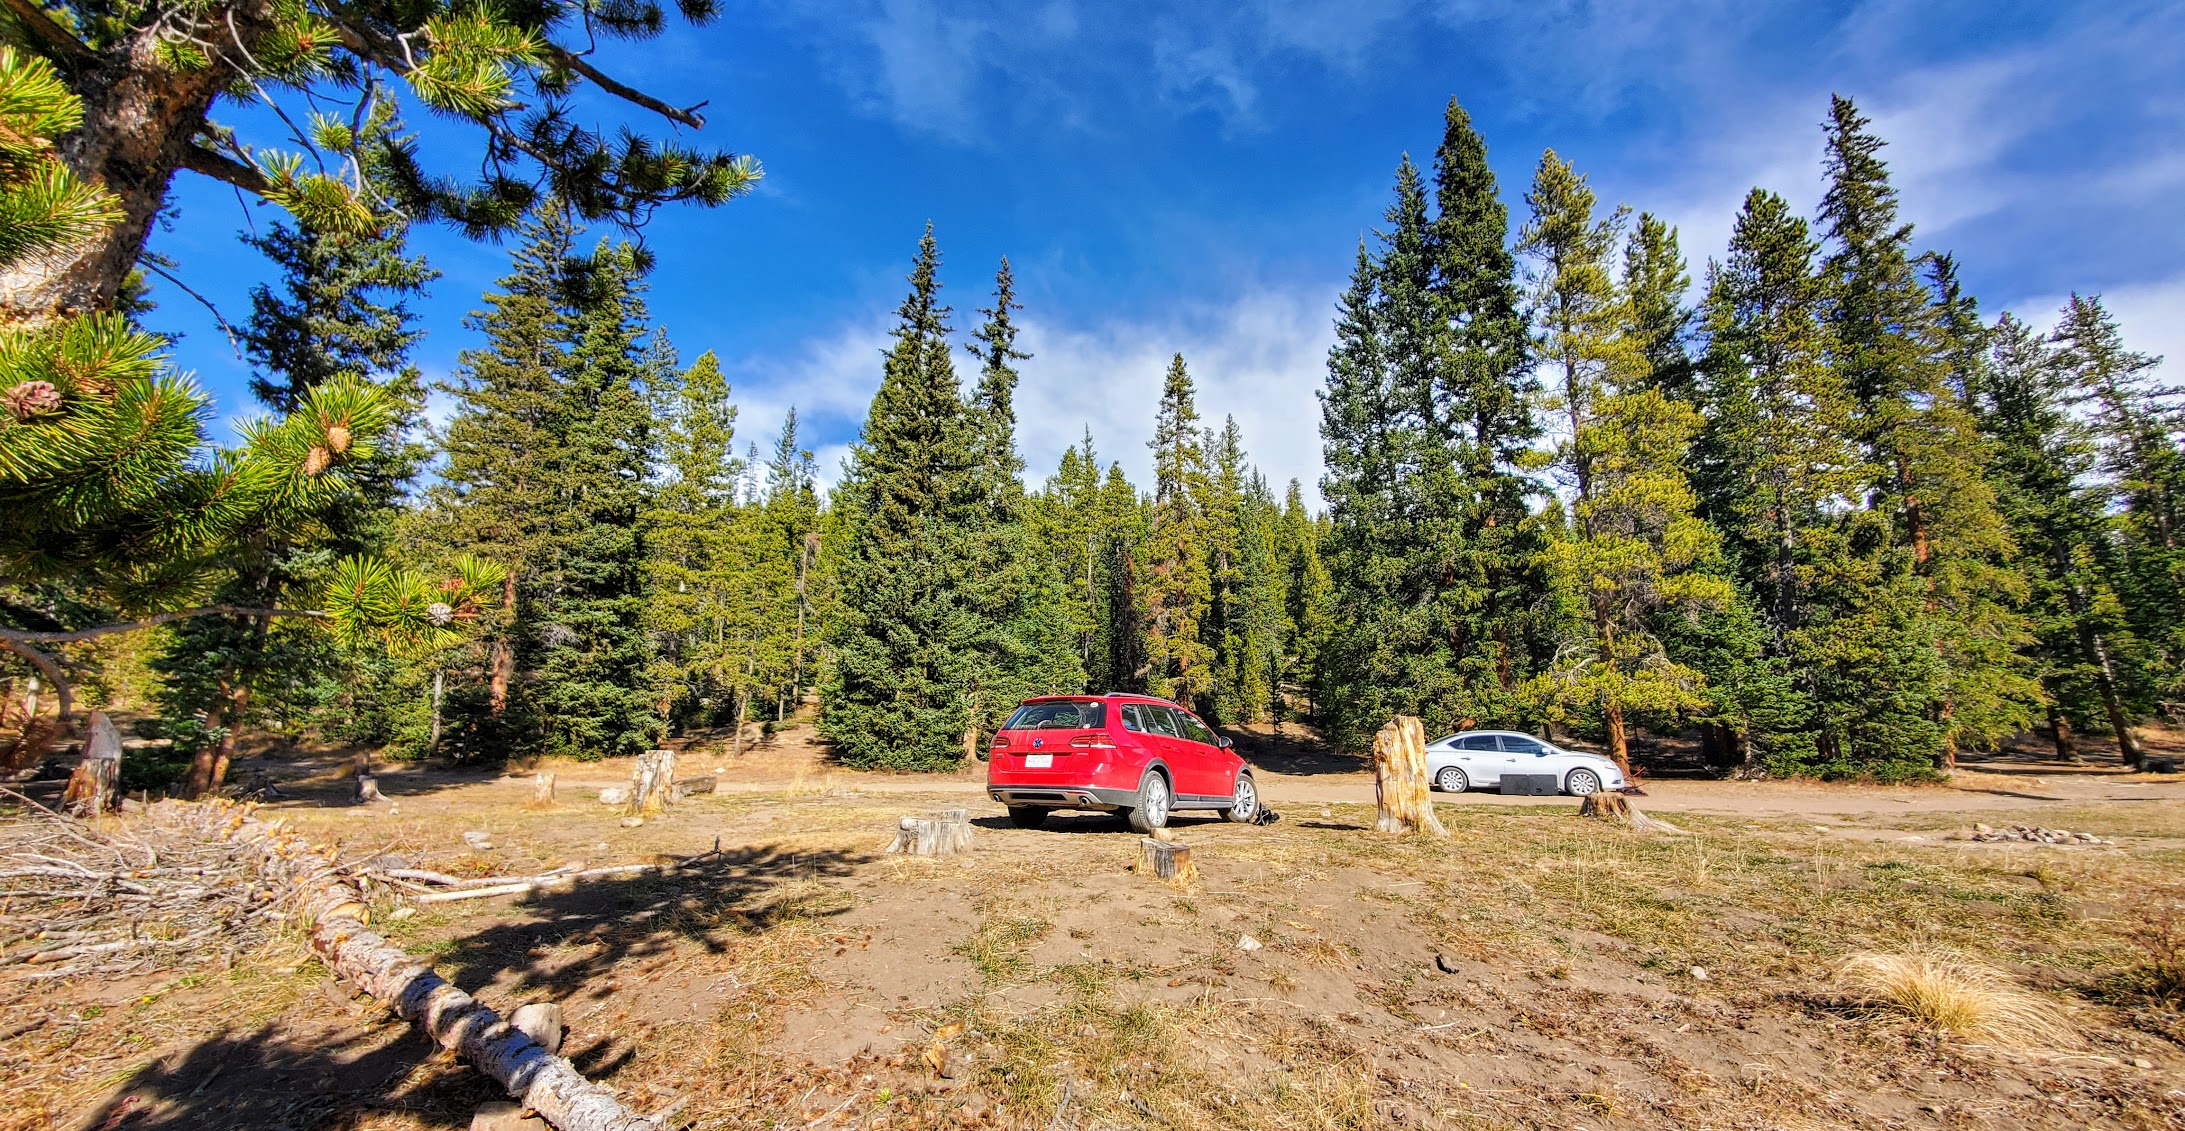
[1219, 736, 1235, 750]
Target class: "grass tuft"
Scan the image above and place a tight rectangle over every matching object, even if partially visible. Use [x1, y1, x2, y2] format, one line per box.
[1840, 949, 2077, 1048]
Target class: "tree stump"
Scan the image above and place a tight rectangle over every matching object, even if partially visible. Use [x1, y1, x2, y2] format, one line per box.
[1135, 837, 1197, 887]
[888, 809, 972, 856]
[358, 774, 390, 803]
[1372, 715, 1447, 836]
[1578, 790, 1686, 834]
[531, 772, 556, 806]
[624, 749, 676, 817]
[62, 712, 121, 816]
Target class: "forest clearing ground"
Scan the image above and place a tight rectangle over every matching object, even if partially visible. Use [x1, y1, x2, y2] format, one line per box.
[5, 723, 2185, 1129]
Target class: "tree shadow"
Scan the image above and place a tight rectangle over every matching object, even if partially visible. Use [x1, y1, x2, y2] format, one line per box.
[433, 843, 870, 1000]
[78, 1018, 494, 1130]
[1222, 727, 1367, 777]
[76, 843, 873, 1128]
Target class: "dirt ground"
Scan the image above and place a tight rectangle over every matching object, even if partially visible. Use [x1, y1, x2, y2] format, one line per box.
[6, 721, 2185, 1130]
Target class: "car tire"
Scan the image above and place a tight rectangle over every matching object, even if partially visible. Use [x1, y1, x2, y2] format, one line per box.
[1565, 768, 1602, 796]
[1124, 770, 1172, 833]
[1220, 772, 1259, 823]
[1434, 766, 1468, 793]
[1006, 806, 1050, 830]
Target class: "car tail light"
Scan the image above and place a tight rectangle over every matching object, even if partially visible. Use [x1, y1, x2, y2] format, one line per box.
[990, 736, 1009, 751]
[1070, 733, 1117, 749]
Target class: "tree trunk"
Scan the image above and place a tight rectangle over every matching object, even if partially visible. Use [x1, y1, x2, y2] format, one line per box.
[0, 8, 274, 326]
[1371, 715, 1446, 836]
[429, 669, 446, 750]
[887, 809, 972, 857]
[1134, 837, 1196, 886]
[624, 749, 675, 816]
[1603, 700, 1633, 778]
[2049, 707, 2079, 762]
[214, 807, 662, 1131]
[488, 574, 516, 716]
[62, 711, 122, 816]
[532, 772, 556, 806]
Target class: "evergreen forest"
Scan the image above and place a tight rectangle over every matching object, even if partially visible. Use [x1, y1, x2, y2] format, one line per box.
[5, 71, 2179, 786]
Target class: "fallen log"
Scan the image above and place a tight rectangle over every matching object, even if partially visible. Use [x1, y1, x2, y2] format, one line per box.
[409, 864, 660, 904]
[214, 804, 661, 1131]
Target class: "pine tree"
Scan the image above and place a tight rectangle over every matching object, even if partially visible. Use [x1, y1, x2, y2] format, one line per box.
[1693, 188, 1862, 772]
[152, 176, 436, 792]
[425, 208, 580, 749]
[1520, 150, 1722, 774]
[757, 409, 823, 719]
[1272, 480, 1332, 720]
[958, 260, 1083, 750]
[527, 245, 663, 758]
[820, 227, 990, 770]
[1199, 418, 1283, 724]
[1818, 95, 2036, 767]
[644, 349, 742, 732]
[2049, 295, 2183, 753]
[1624, 213, 1698, 401]
[1978, 314, 2151, 762]
[1142, 353, 1214, 710]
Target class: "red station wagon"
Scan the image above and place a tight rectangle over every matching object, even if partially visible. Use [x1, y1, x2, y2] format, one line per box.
[985, 694, 1260, 831]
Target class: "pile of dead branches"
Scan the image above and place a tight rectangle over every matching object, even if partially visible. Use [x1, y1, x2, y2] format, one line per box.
[0, 792, 285, 980]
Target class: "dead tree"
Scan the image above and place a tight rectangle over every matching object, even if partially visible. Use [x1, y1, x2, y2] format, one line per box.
[888, 808, 973, 856]
[532, 773, 557, 806]
[61, 712, 121, 816]
[1372, 715, 1447, 836]
[624, 749, 675, 817]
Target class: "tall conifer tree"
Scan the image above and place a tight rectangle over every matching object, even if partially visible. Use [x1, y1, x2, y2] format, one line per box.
[1142, 353, 1214, 709]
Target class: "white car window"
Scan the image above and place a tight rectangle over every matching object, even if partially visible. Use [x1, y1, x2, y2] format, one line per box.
[1458, 735, 1499, 751]
[1500, 735, 1547, 755]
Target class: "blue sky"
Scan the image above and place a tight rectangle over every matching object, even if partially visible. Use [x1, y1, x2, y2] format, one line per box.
[152, 0, 2185, 504]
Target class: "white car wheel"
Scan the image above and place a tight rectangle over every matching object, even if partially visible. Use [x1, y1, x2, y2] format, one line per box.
[1434, 766, 1468, 793]
[1565, 768, 1602, 796]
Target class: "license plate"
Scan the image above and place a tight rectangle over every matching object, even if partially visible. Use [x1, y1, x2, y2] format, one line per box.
[1024, 754, 1052, 768]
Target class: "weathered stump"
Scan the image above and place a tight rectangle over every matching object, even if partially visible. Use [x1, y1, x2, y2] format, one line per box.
[1578, 790, 1686, 834]
[531, 772, 557, 806]
[1135, 837, 1197, 887]
[624, 749, 675, 817]
[1372, 715, 1447, 836]
[62, 712, 121, 816]
[358, 774, 390, 803]
[888, 808, 973, 856]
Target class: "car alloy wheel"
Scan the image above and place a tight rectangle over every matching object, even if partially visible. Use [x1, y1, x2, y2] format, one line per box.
[1222, 773, 1258, 823]
[1127, 771, 1171, 833]
[1435, 766, 1468, 793]
[1566, 768, 1602, 796]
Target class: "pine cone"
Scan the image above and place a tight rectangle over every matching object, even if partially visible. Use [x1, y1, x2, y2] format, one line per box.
[427, 602, 454, 627]
[326, 423, 352, 453]
[302, 446, 332, 475]
[4, 381, 62, 420]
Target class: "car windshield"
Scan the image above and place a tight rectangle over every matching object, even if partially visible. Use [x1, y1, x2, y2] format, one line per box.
[1004, 702, 1105, 729]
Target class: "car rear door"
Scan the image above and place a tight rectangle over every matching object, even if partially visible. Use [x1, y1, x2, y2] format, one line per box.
[1455, 733, 1507, 784]
[1167, 709, 1228, 799]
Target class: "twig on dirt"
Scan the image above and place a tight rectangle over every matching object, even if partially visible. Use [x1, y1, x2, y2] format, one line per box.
[1047, 1079, 1072, 1131]
[407, 863, 662, 904]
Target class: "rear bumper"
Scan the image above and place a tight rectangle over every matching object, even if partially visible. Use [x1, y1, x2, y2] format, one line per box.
[988, 785, 1139, 810]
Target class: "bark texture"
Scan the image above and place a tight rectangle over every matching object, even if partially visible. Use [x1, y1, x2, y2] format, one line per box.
[624, 750, 675, 816]
[887, 809, 972, 856]
[1134, 837, 1196, 887]
[215, 804, 660, 1131]
[1371, 715, 1446, 836]
[61, 711, 121, 816]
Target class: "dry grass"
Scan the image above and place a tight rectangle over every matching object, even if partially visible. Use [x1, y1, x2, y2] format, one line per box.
[1839, 948, 2079, 1047]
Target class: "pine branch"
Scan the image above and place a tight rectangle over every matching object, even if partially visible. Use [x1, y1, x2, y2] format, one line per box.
[0, 0, 95, 64]
[177, 143, 274, 195]
[0, 606, 330, 644]
[0, 639, 73, 720]
[545, 45, 705, 128]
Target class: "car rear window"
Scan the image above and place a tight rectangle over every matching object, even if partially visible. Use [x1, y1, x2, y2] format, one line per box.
[1004, 701, 1105, 729]
[1458, 735, 1499, 751]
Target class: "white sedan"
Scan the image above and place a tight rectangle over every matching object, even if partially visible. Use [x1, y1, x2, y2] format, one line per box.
[1424, 730, 1626, 796]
